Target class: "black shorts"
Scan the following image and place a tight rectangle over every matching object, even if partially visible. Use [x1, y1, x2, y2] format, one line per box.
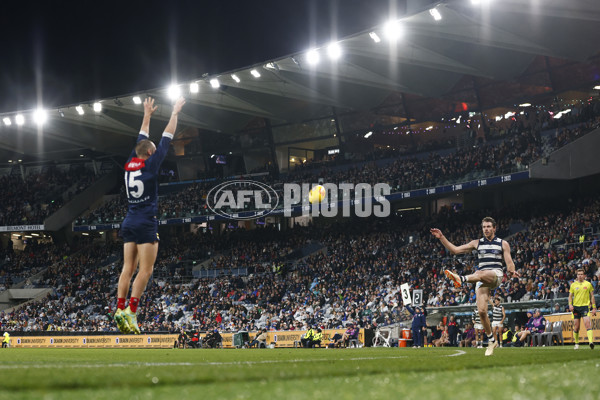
[572, 305, 589, 320]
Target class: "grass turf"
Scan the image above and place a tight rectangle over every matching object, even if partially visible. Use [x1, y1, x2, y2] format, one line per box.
[0, 347, 598, 399]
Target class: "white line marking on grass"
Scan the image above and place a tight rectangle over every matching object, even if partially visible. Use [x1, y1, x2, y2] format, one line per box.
[446, 350, 466, 357]
[0, 356, 410, 370]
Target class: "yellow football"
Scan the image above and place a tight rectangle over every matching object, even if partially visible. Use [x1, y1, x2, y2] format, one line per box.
[309, 185, 326, 204]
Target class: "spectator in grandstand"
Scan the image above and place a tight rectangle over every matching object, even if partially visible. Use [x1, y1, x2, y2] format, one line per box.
[431, 217, 520, 356]
[114, 96, 186, 335]
[491, 297, 506, 347]
[568, 268, 597, 350]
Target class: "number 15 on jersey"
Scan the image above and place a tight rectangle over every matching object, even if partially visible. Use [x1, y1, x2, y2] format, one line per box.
[125, 170, 144, 199]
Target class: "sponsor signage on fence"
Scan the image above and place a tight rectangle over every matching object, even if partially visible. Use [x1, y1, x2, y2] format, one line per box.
[10, 329, 363, 349]
[0, 225, 45, 232]
[11, 334, 178, 349]
[545, 313, 600, 344]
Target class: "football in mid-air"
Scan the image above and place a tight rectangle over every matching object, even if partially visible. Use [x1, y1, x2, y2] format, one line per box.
[309, 185, 326, 204]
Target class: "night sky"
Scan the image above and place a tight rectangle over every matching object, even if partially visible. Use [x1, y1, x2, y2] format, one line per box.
[0, 0, 408, 113]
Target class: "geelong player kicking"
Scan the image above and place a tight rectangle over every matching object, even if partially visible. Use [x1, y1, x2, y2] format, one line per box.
[114, 96, 185, 334]
[430, 217, 519, 356]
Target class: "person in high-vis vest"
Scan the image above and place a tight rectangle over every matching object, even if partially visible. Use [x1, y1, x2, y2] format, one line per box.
[309, 327, 323, 348]
[301, 326, 315, 348]
[2, 332, 9, 348]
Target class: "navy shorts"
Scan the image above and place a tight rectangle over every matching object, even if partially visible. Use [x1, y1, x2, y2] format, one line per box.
[119, 215, 159, 244]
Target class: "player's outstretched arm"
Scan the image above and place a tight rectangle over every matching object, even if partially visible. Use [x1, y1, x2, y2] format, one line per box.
[141, 97, 158, 133]
[430, 228, 477, 255]
[163, 97, 186, 135]
[502, 241, 520, 278]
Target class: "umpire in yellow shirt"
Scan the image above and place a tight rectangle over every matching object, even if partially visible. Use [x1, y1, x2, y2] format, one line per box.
[2, 332, 9, 348]
[569, 268, 597, 349]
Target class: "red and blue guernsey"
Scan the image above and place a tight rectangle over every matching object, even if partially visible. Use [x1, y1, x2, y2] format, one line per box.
[119, 130, 173, 244]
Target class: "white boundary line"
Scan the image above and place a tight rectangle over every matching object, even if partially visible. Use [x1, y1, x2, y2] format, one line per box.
[0, 353, 469, 370]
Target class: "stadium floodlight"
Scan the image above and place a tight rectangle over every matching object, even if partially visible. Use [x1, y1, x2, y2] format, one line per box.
[231, 74, 241, 83]
[306, 49, 320, 65]
[426, 126, 433, 131]
[93, 102, 102, 112]
[364, 131, 373, 138]
[553, 112, 563, 119]
[33, 109, 48, 125]
[209, 78, 220, 89]
[189, 83, 199, 93]
[167, 85, 181, 99]
[250, 69, 261, 78]
[76, 105, 85, 115]
[594, 85, 600, 90]
[369, 32, 381, 43]
[132, 96, 142, 104]
[327, 42, 342, 60]
[519, 103, 531, 107]
[504, 111, 515, 119]
[429, 8, 442, 21]
[383, 20, 403, 41]
[15, 114, 25, 125]
[562, 109, 571, 114]
[2, 117, 11, 126]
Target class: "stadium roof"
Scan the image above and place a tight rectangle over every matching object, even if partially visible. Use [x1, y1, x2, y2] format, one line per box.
[1, 0, 599, 164]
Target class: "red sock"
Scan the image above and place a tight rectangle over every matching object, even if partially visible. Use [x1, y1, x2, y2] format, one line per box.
[129, 297, 140, 313]
[117, 298, 126, 310]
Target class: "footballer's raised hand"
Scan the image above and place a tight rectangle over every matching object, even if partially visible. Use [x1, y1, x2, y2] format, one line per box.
[172, 97, 186, 115]
[144, 97, 158, 116]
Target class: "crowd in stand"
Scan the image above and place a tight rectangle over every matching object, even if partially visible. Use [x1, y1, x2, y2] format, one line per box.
[1, 194, 598, 333]
[75, 100, 600, 226]
[0, 241, 72, 287]
[0, 166, 104, 226]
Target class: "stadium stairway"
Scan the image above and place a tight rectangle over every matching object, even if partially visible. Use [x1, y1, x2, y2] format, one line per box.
[43, 169, 120, 231]
[0, 288, 53, 311]
[530, 126, 600, 180]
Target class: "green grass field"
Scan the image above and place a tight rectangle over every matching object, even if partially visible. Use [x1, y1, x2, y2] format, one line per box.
[0, 347, 598, 400]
